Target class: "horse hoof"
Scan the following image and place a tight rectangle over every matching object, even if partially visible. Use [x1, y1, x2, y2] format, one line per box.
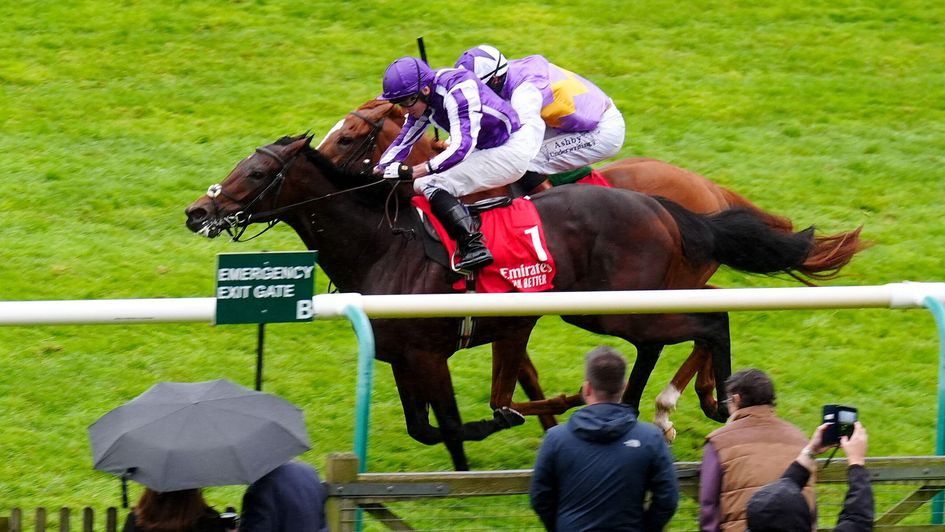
[711, 403, 730, 422]
[494, 407, 526, 428]
[662, 424, 677, 443]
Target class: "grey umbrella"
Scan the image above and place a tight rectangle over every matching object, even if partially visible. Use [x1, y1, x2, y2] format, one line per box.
[89, 379, 310, 492]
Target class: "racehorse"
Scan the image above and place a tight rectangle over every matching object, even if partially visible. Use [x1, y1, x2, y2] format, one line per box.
[186, 134, 859, 469]
[316, 99, 866, 435]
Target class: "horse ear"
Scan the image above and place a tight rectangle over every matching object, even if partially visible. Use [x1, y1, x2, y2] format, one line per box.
[285, 134, 312, 155]
[304, 132, 315, 147]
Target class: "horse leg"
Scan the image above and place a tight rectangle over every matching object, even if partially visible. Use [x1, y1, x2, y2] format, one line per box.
[621, 343, 665, 413]
[492, 337, 572, 431]
[515, 354, 582, 420]
[653, 343, 704, 441]
[515, 352, 560, 430]
[694, 347, 719, 418]
[693, 311, 732, 422]
[652, 340, 721, 439]
[489, 338, 529, 428]
[391, 362, 445, 445]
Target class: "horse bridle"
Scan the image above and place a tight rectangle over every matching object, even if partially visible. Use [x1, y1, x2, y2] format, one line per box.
[337, 110, 386, 175]
[204, 146, 297, 241]
[204, 143, 393, 242]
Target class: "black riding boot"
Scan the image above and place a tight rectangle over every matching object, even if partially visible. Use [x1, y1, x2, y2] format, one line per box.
[428, 189, 494, 271]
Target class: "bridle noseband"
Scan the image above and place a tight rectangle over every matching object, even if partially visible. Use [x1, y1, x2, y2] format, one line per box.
[202, 142, 393, 242]
[203, 146, 297, 242]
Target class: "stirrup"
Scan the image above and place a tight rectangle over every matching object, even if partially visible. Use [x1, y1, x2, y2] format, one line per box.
[451, 248, 493, 272]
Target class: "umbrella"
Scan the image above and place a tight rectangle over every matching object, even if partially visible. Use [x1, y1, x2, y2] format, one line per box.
[89, 379, 310, 493]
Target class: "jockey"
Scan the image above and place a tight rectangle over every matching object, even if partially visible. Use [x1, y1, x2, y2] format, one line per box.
[455, 45, 625, 191]
[374, 56, 534, 271]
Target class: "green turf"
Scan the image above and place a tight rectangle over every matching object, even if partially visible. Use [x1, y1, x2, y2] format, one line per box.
[2, 0, 944, 526]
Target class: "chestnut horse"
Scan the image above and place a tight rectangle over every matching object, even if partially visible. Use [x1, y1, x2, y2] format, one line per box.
[186, 134, 859, 468]
[316, 99, 866, 436]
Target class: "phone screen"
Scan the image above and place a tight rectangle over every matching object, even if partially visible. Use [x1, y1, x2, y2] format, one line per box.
[838, 410, 856, 423]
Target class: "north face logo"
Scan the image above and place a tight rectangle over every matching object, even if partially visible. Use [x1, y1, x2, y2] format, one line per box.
[624, 439, 641, 448]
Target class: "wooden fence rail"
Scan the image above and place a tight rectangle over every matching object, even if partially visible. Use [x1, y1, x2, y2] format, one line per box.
[0, 507, 117, 532]
[324, 453, 945, 531]
[7, 454, 945, 531]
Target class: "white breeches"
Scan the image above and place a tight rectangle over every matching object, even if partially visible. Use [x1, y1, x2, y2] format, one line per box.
[528, 104, 626, 175]
[413, 126, 535, 199]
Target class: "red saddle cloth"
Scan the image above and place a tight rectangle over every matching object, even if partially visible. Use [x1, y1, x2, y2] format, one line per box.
[575, 168, 611, 187]
[411, 196, 557, 293]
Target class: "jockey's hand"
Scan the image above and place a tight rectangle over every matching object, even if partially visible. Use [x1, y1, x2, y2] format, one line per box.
[431, 139, 450, 153]
[383, 163, 413, 181]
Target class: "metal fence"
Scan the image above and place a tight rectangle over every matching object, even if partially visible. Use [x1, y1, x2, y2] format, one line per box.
[324, 453, 945, 531]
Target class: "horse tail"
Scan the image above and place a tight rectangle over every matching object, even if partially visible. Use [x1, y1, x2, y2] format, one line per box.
[656, 197, 818, 276]
[793, 227, 869, 281]
[717, 186, 795, 233]
[716, 187, 869, 282]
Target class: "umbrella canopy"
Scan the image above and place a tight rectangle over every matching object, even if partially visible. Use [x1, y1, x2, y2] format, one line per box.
[89, 379, 310, 492]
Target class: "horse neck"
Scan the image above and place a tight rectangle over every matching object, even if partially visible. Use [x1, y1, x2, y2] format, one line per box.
[284, 158, 415, 292]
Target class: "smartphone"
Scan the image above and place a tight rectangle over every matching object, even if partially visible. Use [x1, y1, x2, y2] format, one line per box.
[822, 404, 857, 446]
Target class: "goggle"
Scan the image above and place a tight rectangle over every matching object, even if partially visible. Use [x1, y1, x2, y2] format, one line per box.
[391, 92, 420, 108]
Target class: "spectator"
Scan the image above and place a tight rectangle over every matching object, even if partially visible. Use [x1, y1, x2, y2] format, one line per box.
[747, 421, 873, 532]
[123, 488, 231, 532]
[239, 461, 328, 532]
[530, 346, 679, 531]
[699, 368, 812, 532]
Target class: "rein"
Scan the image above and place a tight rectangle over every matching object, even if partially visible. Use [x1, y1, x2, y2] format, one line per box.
[338, 110, 386, 175]
[205, 144, 392, 242]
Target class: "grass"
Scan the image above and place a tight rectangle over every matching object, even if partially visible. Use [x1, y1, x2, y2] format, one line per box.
[1, 0, 944, 526]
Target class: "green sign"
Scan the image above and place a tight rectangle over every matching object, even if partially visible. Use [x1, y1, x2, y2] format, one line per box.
[215, 251, 317, 325]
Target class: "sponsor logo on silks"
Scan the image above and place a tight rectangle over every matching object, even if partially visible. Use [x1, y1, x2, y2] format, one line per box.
[624, 439, 642, 448]
[499, 262, 554, 290]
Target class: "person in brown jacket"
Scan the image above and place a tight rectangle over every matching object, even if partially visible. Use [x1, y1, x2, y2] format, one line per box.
[698, 368, 813, 532]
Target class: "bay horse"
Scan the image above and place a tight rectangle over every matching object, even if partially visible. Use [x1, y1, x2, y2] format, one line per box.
[186, 134, 855, 469]
[316, 99, 866, 436]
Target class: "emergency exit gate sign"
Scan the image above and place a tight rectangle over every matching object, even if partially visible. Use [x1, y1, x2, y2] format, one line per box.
[215, 251, 317, 325]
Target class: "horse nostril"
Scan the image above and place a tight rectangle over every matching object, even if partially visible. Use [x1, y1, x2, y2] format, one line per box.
[186, 207, 208, 222]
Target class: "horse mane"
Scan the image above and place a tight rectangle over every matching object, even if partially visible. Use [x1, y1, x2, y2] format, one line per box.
[274, 134, 392, 198]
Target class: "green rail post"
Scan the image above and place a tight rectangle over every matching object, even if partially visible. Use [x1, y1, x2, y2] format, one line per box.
[343, 304, 375, 532]
[925, 296, 945, 524]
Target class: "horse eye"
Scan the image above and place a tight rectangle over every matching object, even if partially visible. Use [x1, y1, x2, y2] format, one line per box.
[249, 170, 264, 180]
[338, 136, 353, 146]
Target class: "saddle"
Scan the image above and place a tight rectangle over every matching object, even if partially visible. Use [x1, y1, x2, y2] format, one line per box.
[412, 195, 556, 294]
[418, 195, 513, 278]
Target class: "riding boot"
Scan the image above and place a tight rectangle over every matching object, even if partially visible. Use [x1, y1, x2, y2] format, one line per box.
[428, 189, 494, 271]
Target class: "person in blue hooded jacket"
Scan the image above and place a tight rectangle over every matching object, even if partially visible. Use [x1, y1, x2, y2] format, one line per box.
[529, 346, 679, 531]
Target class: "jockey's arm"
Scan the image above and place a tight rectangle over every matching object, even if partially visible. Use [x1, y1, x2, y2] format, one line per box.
[375, 114, 429, 173]
[509, 82, 546, 162]
[423, 81, 479, 175]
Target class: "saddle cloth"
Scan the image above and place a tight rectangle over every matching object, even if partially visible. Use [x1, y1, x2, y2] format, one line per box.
[576, 168, 611, 187]
[411, 196, 557, 293]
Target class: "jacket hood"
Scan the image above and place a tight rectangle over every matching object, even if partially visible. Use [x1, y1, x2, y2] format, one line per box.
[568, 403, 638, 443]
[746, 477, 811, 532]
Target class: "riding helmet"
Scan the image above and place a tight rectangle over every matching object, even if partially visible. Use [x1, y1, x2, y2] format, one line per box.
[454, 44, 509, 85]
[380, 57, 434, 101]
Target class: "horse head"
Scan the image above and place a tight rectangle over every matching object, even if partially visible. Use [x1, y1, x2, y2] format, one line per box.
[317, 99, 440, 174]
[184, 134, 316, 239]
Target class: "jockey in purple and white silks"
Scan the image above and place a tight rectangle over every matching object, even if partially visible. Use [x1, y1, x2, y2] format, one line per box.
[374, 56, 535, 271]
[455, 45, 625, 189]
